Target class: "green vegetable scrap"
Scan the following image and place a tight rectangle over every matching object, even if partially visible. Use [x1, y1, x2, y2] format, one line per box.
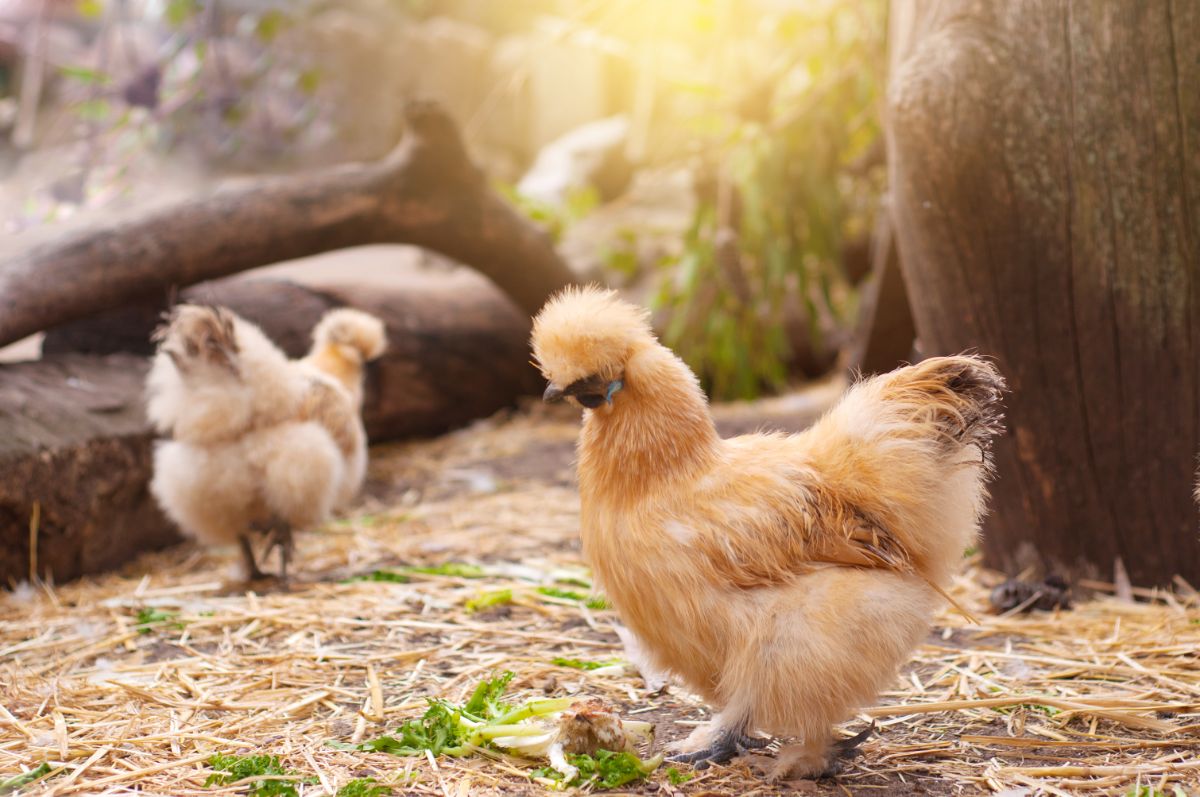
[465, 589, 513, 613]
[347, 570, 411, 584]
[204, 753, 311, 797]
[405, 563, 486, 579]
[335, 672, 662, 790]
[0, 762, 54, 794]
[535, 587, 609, 610]
[134, 607, 184, 634]
[335, 777, 393, 797]
[337, 672, 534, 757]
[533, 750, 660, 790]
[550, 657, 624, 672]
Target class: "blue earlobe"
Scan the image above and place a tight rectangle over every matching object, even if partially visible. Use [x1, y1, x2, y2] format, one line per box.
[605, 380, 624, 404]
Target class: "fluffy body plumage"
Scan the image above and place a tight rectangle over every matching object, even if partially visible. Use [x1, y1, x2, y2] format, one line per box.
[532, 286, 1005, 778]
[146, 305, 385, 579]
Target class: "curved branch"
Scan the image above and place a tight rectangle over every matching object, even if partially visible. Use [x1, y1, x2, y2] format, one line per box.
[0, 101, 575, 347]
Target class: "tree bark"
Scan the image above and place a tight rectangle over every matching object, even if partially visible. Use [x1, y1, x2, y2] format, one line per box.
[0, 100, 575, 348]
[846, 207, 916, 375]
[0, 275, 542, 585]
[888, 1, 1200, 585]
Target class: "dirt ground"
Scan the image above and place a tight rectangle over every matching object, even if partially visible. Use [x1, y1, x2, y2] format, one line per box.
[2, 393, 1199, 796]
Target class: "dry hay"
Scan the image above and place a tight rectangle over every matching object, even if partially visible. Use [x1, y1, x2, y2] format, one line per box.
[2, 396, 1199, 796]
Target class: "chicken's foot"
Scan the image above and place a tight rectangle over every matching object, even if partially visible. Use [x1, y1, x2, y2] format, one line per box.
[246, 517, 294, 588]
[831, 722, 874, 759]
[668, 727, 767, 769]
[263, 522, 295, 588]
[816, 722, 875, 776]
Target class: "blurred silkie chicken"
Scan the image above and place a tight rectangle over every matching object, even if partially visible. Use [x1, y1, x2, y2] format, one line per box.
[146, 304, 386, 583]
[532, 286, 1005, 779]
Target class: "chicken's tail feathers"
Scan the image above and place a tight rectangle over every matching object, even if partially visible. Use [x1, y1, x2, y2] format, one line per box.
[876, 354, 1007, 459]
[152, 303, 241, 375]
[310, 308, 387, 363]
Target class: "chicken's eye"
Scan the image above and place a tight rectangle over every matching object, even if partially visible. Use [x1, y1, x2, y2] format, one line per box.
[576, 393, 606, 409]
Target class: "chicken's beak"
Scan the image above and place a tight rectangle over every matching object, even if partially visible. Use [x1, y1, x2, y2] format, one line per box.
[543, 383, 565, 402]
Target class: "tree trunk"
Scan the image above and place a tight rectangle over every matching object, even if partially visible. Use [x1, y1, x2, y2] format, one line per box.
[846, 207, 916, 375]
[0, 100, 574, 348]
[0, 275, 541, 585]
[887, 1, 1200, 586]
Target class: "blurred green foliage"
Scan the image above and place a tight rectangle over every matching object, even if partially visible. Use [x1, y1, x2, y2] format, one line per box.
[51, 0, 324, 172]
[505, 0, 887, 399]
[649, 1, 887, 399]
[495, 182, 600, 244]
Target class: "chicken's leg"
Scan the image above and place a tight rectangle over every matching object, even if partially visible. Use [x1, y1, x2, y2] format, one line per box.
[275, 523, 294, 587]
[238, 534, 267, 581]
[256, 519, 294, 587]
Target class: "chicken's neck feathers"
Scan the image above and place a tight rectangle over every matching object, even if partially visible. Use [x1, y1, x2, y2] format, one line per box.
[577, 346, 719, 503]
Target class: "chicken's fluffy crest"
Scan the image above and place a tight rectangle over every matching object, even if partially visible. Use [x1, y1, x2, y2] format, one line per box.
[531, 285, 653, 387]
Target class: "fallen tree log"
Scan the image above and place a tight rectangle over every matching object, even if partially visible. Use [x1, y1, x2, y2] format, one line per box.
[0, 100, 575, 348]
[1, 274, 542, 585]
[0, 353, 167, 587]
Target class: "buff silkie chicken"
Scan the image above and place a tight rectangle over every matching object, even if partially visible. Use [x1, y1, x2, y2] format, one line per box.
[146, 304, 385, 583]
[531, 286, 1005, 779]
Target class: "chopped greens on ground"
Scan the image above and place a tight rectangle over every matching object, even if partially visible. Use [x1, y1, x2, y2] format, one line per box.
[204, 753, 311, 797]
[551, 657, 625, 672]
[533, 750, 659, 790]
[133, 607, 184, 633]
[347, 568, 613, 616]
[334, 672, 662, 790]
[535, 587, 609, 609]
[349, 562, 487, 582]
[347, 570, 411, 584]
[405, 563, 486, 579]
[0, 763, 54, 794]
[335, 778, 393, 797]
[465, 588, 514, 613]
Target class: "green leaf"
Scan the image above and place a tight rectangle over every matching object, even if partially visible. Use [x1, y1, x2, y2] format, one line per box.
[59, 65, 108, 84]
[336, 778, 392, 797]
[405, 563, 485, 579]
[0, 763, 53, 794]
[465, 589, 512, 613]
[205, 754, 304, 797]
[165, 0, 197, 27]
[550, 657, 623, 671]
[346, 570, 411, 584]
[344, 671, 524, 759]
[535, 587, 608, 610]
[463, 671, 514, 719]
[134, 607, 184, 634]
[666, 766, 693, 785]
[351, 700, 467, 757]
[537, 750, 658, 790]
[76, 98, 111, 121]
[254, 10, 289, 42]
[296, 69, 321, 95]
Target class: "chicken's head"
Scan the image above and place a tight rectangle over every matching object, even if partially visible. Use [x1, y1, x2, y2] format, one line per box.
[152, 304, 241, 377]
[531, 285, 654, 409]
